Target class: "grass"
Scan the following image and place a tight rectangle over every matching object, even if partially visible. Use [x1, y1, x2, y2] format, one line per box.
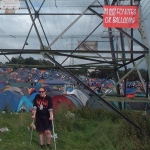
[0, 107, 150, 150]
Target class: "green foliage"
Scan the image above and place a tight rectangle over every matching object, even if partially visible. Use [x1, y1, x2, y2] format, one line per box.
[0, 108, 150, 150]
[5, 56, 54, 67]
[69, 69, 88, 76]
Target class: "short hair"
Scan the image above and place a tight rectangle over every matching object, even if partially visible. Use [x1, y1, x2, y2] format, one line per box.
[39, 86, 46, 91]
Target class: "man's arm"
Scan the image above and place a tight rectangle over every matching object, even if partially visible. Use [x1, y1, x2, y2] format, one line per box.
[48, 96, 53, 120]
[49, 109, 53, 120]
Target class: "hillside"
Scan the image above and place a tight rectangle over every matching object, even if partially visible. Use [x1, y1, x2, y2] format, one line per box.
[0, 107, 150, 150]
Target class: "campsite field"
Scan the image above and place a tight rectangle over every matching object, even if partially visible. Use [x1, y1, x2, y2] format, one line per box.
[0, 107, 150, 150]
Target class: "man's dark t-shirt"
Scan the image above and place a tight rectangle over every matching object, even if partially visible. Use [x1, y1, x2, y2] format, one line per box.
[33, 94, 53, 118]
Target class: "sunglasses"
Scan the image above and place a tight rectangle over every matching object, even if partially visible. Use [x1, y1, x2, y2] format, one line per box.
[39, 91, 45, 93]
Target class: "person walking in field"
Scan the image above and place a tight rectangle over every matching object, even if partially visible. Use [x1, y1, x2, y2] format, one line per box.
[32, 86, 53, 149]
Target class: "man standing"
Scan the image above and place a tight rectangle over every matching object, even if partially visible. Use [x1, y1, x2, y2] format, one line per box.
[32, 86, 53, 149]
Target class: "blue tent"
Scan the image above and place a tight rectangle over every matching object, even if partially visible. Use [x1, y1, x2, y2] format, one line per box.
[126, 88, 138, 94]
[66, 86, 73, 92]
[17, 96, 33, 112]
[29, 92, 38, 102]
[0, 90, 33, 112]
[0, 82, 6, 90]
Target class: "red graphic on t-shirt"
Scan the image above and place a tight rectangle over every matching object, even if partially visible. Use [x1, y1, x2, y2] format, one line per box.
[37, 99, 48, 108]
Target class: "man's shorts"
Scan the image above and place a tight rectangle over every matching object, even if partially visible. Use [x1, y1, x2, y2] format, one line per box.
[35, 117, 52, 132]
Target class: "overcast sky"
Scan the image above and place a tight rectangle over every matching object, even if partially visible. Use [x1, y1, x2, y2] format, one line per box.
[0, 0, 149, 70]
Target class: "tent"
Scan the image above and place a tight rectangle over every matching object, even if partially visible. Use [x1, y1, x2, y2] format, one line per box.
[17, 96, 33, 112]
[103, 88, 117, 95]
[86, 95, 123, 110]
[29, 92, 82, 111]
[126, 88, 138, 94]
[86, 96, 106, 109]
[10, 82, 31, 88]
[52, 95, 76, 111]
[47, 91, 83, 109]
[66, 86, 73, 92]
[47, 90, 64, 97]
[65, 94, 84, 108]
[43, 79, 73, 93]
[125, 102, 150, 111]
[32, 83, 42, 92]
[0, 90, 33, 112]
[68, 89, 90, 106]
[3, 86, 24, 95]
[28, 92, 39, 101]
[126, 88, 146, 98]
[28, 88, 36, 95]
[43, 79, 71, 85]
[20, 87, 30, 97]
[0, 82, 6, 90]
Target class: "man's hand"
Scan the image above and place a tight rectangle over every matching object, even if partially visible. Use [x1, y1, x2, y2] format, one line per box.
[32, 115, 35, 119]
[49, 117, 54, 121]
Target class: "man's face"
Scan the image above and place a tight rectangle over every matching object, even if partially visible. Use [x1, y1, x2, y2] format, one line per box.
[39, 88, 46, 97]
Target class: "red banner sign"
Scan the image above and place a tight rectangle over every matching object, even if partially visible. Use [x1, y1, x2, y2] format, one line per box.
[103, 6, 139, 28]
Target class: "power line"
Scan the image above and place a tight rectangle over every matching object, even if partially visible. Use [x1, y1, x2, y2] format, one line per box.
[21, 0, 101, 8]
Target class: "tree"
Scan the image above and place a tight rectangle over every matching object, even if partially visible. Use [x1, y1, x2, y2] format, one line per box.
[10, 57, 17, 64]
